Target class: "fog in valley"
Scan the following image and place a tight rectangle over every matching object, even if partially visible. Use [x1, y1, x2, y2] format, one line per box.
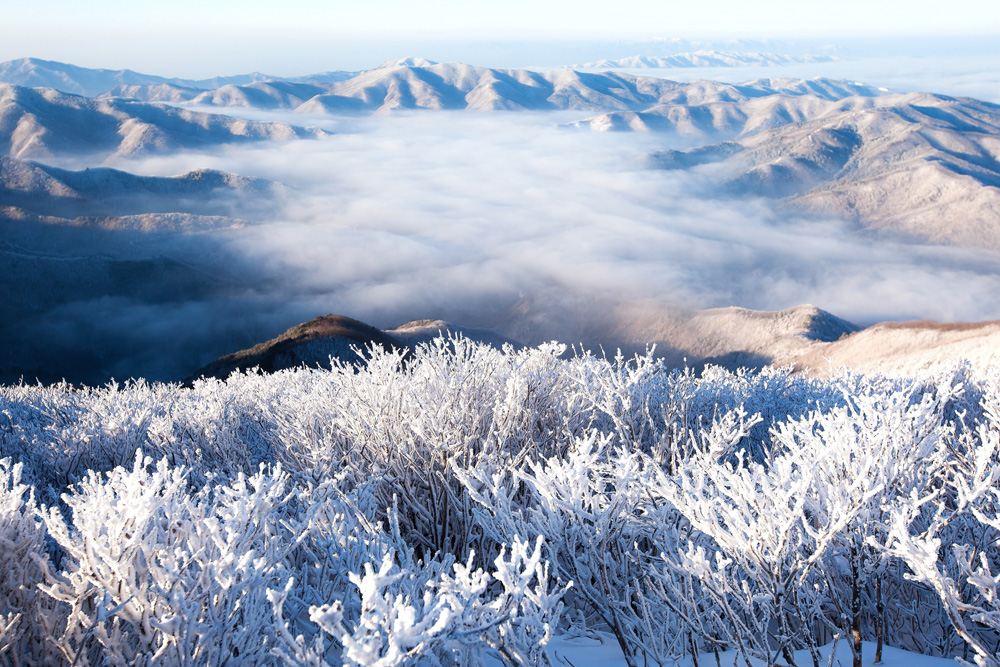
[5, 102, 998, 384]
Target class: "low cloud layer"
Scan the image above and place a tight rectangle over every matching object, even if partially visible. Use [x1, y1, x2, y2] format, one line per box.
[15, 109, 1000, 383]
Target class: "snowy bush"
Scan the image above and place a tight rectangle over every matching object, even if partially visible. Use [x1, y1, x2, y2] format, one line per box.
[36, 453, 314, 666]
[271, 534, 568, 667]
[0, 458, 60, 664]
[0, 339, 996, 665]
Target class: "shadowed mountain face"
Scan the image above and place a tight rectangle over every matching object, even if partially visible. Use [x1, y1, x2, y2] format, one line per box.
[0, 157, 285, 222]
[187, 315, 522, 381]
[647, 92, 1000, 250]
[0, 231, 240, 385]
[0, 84, 324, 159]
[188, 315, 408, 381]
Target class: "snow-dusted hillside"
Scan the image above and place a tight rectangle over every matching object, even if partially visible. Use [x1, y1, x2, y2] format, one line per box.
[0, 57, 360, 97]
[0, 156, 284, 220]
[0, 84, 324, 159]
[646, 91, 1000, 249]
[101, 66, 884, 115]
[575, 81, 883, 133]
[607, 302, 1000, 376]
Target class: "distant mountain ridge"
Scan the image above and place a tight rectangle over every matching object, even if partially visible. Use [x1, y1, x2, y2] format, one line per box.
[95, 65, 887, 116]
[574, 51, 837, 69]
[0, 58, 888, 119]
[0, 57, 360, 98]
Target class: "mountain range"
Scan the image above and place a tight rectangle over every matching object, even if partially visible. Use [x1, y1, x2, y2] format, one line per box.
[2, 57, 1000, 384]
[644, 91, 1000, 249]
[95, 65, 886, 115]
[0, 57, 359, 98]
[0, 156, 283, 225]
[574, 51, 837, 69]
[0, 83, 325, 159]
[1, 61, 997, 256]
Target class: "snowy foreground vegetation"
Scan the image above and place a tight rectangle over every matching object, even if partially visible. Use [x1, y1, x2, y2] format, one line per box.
[1, 339, 999, 666]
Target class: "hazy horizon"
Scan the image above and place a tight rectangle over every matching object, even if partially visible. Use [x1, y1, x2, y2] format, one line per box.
[6, 0, 1000, 78]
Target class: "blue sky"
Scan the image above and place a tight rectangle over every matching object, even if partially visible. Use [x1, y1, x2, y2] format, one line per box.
[11, 0, 1000, 36]
[3, 0, 999, 76]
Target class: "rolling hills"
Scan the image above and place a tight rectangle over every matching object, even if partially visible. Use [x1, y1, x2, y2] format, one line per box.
[646, 92, 1000, 249]
[0, 83, 325, 159]
[0, 57, 357, 97]
[0, 156, 284, 223]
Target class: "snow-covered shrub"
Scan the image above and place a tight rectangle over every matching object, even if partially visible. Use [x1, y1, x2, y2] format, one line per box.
[266, 338, 584, 559]
[0, 458, 60, 665]
[0, 339, 997, 665]
[271, 535, 568, 667]
[881, 377, 1000, 667]
[38, 452, 314, 666]
[457, 430, 688, 667]
[651, 406, 827, 667]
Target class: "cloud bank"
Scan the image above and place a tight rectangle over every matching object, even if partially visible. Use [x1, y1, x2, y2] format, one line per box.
[13, 109, 1000, 383]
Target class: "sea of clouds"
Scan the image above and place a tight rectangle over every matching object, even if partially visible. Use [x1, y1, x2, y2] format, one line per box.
[11, 65, 1000, 384]
[90, 111, 1000, 369]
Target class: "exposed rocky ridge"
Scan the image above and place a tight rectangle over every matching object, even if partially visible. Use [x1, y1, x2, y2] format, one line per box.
[188, 315, 407, 382]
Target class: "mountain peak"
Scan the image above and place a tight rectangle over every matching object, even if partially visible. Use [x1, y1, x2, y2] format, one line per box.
[376, 57, 438, 69]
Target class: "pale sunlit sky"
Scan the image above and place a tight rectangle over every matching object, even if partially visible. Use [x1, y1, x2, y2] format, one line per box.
[2, 0, 999, 76]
